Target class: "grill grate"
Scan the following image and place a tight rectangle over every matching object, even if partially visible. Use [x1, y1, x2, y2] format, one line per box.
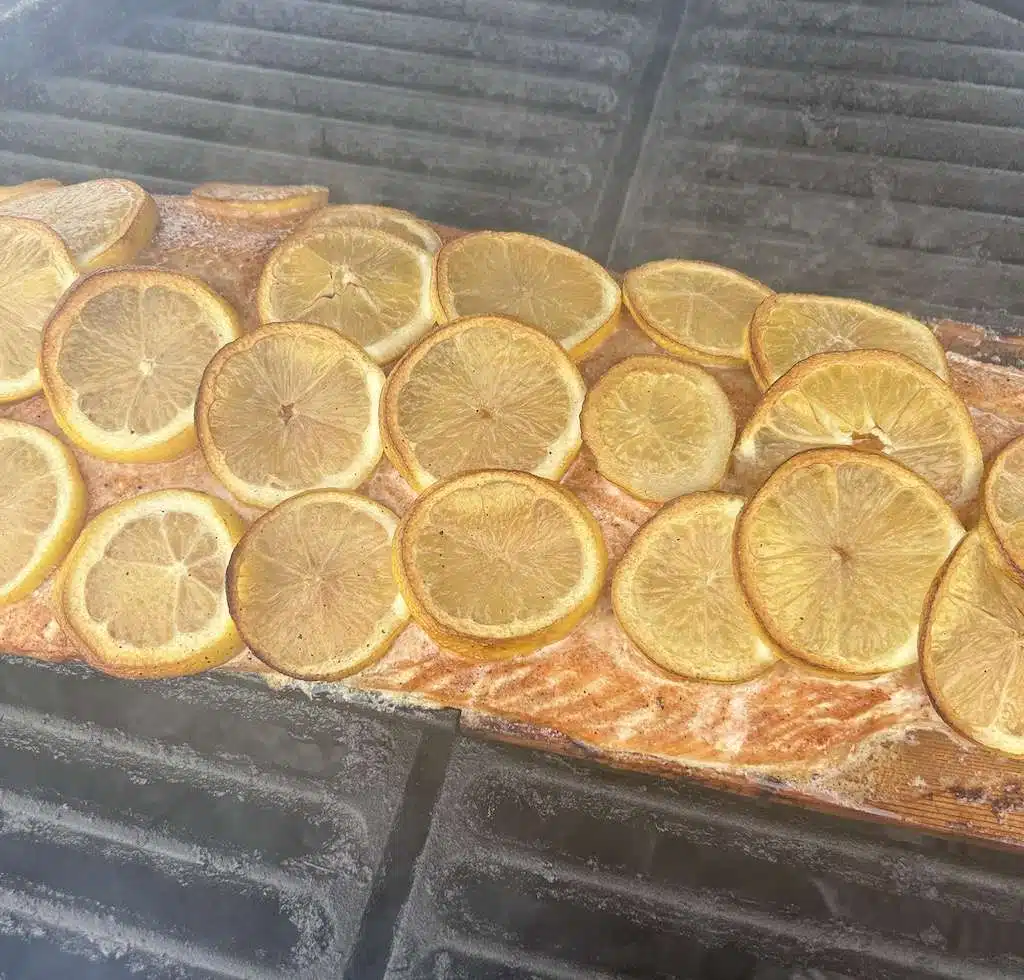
[0, 657, 453, 979]
[2, 0, 677, 250]
[609, 0, 1024, 333]
[384, 740, 1024, 979]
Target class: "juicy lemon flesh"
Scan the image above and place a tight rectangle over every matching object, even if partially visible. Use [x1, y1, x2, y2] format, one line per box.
[983, 436, 1024, 573]
[0, 179, 61, 203]
[399, 473, 605, 656]
[922, 531, 1024, 756]
[302, 205, 441, 252]
[203, 325, 383, 507]
[229, 492, 407, 680]
[624, 260, 770, 364]
[751, 295, 948, 388]
[388, 318, 584, 488]
[0, 179, 148, 268]
[260, 227, 432, 358]
[583, 358, 735, 502]
[0, 438, 60, 588]
[613, 493, 776, 682]
[739, 451, 963, 675]
[54, 281, 234, 454]
[734, 351, 981, 507]
[0, 425, 84, 602]
[0, 219, 76, 401]
[85, 512, 226, 645]
[437, 234, 617, 352]
[64, 493, 243, 676]
[194, 182, 326, 204]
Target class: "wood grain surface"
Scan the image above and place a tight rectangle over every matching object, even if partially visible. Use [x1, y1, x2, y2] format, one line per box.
[5, 194, 1024, 851]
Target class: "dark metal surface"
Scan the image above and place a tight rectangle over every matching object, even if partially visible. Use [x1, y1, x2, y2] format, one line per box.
[0, 657, 455, 979]
[384, 741, 1024, 979]
[609, 0, 1024, 334]
[3, 0, 681, 250]
[0, 0, 1022, 977]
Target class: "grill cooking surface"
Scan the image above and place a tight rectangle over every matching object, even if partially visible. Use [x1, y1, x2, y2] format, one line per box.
[0, 657, 454, 979]
[609, 0, 1024, 334]
[0, 0, 1022, 976]
[4, 0, 679, 251]
[385, 741, 1024, 980]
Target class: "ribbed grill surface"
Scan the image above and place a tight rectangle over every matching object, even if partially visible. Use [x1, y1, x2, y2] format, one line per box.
[384, 740, 1024, 980]
[1, 0, 675, 252]
[0, 658, 433, 979]
[609, 0, 1024, 332]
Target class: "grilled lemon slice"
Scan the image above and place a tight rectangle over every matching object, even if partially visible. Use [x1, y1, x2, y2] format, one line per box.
[257, 225, 434, 364]
[59, 489, 244, 678]
[582, 355, 735, 502]
[227, 490, 408, 680]
[191, 182, 329, 219]
[733, 350, 982, 508]
[0, 216, 77, 404]
[747, 293, 949, 389]
[0, 179, 61, 204]
[300, 204, 441, 252]
[736, 448, 963, 676]
[42, 268, 241, 462]
[0, 420, 86, 604]
[433, 231, 620, 360]
[197, 322, 385, 508]
[613, 492, 777, 682]
[623, 259, 771, 367]
[981, 435, 1024, 578]
[382, 316, 585, 490]
[0, 178, 158, 270]
[394, 470, 606, 660]
[921, 529, 1024, 757]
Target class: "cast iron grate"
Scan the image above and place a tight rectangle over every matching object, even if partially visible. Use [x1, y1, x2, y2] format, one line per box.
[0, 0, 681, 253]
[384, 740, 1024, 980]
[0, 657, 454, 979]
[609, 0, 1024, 333]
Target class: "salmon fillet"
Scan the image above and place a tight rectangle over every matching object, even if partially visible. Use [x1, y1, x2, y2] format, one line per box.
[5, 194, 1024, 846]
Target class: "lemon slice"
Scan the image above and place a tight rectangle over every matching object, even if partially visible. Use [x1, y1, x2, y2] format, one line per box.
[0, 217, 78, 404]
[191, 182, 329, 219]
[581, 355, 735, 502]
[981, 435, 1024, 577]
[382, 316, 585, 491]
[0, 178, 158, 271]
[59, 489, 244, 678]
[622, 259, 771, 367]
[227, 490, 408, 680]
[920, 530, 1024, 757]
[300, 204, 441, 253]
[257, 225, 434, 364]
[394, 470, 606, 659]
[747, 293, 949, 389]
[613, 492, 777, 682]
[0, 420, 86, 604]
[736, 448, 963, 675]
[41, 268, 241, 463]
[0, 179, 61, 204]
[197, 322, 385, 508]
[733, 350, 982, 508]
[433, 231, 620, 360]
